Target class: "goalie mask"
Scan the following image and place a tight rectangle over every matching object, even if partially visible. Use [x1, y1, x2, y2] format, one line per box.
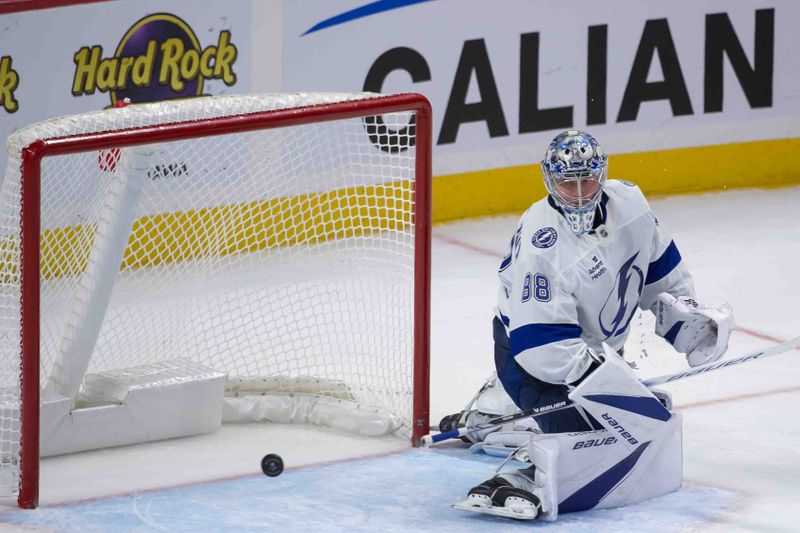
[542, 130, 608, 235]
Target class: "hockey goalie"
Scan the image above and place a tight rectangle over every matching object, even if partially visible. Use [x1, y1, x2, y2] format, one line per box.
[446, 131, 734, 521]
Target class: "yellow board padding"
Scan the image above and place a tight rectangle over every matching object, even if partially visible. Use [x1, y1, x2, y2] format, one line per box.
[432, 137, 800, 222]
[432, 165, 545, 222]
[19, 136, 800, 280]
[38, 181, 415, 280]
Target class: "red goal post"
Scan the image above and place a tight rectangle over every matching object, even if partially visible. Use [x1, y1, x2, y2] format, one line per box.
[1, 92, 431, 508]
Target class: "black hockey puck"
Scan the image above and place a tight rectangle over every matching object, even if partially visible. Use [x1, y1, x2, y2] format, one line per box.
[261, 453, 284, 477]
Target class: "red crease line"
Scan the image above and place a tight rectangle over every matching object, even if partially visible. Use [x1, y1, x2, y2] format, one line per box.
[432, 231, 502, 258]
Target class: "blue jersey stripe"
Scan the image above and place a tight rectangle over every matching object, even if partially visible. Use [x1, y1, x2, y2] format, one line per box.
[510, 323, 582, 357]
[645, 240, 681, 285]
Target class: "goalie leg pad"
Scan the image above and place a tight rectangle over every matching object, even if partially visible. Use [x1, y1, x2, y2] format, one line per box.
[460, 377, 524, 443]
[503, 356, 684, 518]
[546, 417, 682, 514]
[512, 419, 682, 519]
[651, 387, 673, 411]
[556, 355, 682, 513]
[473, 382, 517, 416]
[474, 430, 538, 457]
[462, 420, 682, 522]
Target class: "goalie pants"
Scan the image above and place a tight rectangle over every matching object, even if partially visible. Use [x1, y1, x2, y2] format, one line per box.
[492, 317, 599, 433]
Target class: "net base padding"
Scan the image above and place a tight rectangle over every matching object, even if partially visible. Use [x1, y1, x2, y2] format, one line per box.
[37, 359, 406, 458]
[224, 374, 405, 436]
[40, 359, 225, 457]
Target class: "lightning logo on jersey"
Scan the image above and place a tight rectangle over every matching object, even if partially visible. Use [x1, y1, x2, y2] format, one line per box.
[599, 252, 644, 339]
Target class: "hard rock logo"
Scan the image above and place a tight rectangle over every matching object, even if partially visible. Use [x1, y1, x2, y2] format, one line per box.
[71, 12, 238, 104]
[0, 56, 19, 113]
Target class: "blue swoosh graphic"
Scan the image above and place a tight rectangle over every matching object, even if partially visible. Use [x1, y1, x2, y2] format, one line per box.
[303, 0, 435, 36]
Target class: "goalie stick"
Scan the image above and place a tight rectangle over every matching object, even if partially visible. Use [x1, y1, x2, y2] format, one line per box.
[421, 400, 571, 446]
[421, 335, 800, 447]
[643, 335, 800, 386]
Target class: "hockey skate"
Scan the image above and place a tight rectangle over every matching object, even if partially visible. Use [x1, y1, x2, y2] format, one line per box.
[452, 473, 542, 520]
[438, 411, 464, 433]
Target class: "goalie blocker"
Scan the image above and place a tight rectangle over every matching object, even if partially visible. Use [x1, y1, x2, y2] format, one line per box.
[455, 351, 682, 521]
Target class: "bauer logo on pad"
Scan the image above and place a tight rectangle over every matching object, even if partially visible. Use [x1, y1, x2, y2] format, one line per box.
[532, 227, 558, 249]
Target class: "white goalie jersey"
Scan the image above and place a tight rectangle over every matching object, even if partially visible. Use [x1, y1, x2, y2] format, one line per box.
[496, 179, 695, 385]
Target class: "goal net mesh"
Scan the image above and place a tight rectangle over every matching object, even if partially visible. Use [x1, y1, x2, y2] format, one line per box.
[0, 93, 424, 496]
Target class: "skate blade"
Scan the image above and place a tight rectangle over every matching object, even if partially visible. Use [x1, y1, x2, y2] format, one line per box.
[452, 501, 538, 520]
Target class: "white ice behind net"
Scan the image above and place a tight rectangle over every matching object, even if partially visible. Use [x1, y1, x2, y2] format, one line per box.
[0, 93, 419, 495]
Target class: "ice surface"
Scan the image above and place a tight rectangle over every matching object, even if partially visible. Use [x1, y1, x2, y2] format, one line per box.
[0, 448, 736, 532]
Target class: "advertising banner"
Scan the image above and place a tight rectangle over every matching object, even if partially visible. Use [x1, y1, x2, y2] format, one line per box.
[0, 0, 253, 177]
[283, 0, 798, 216]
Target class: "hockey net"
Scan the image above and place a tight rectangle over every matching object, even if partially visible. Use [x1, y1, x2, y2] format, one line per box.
[0, 92, 431, 507]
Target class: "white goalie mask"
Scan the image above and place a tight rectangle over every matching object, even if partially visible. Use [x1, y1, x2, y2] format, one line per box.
[541, 130, 608, 235]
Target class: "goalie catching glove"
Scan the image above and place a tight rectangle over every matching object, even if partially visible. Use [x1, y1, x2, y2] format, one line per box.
[654, 292, 734, 367]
